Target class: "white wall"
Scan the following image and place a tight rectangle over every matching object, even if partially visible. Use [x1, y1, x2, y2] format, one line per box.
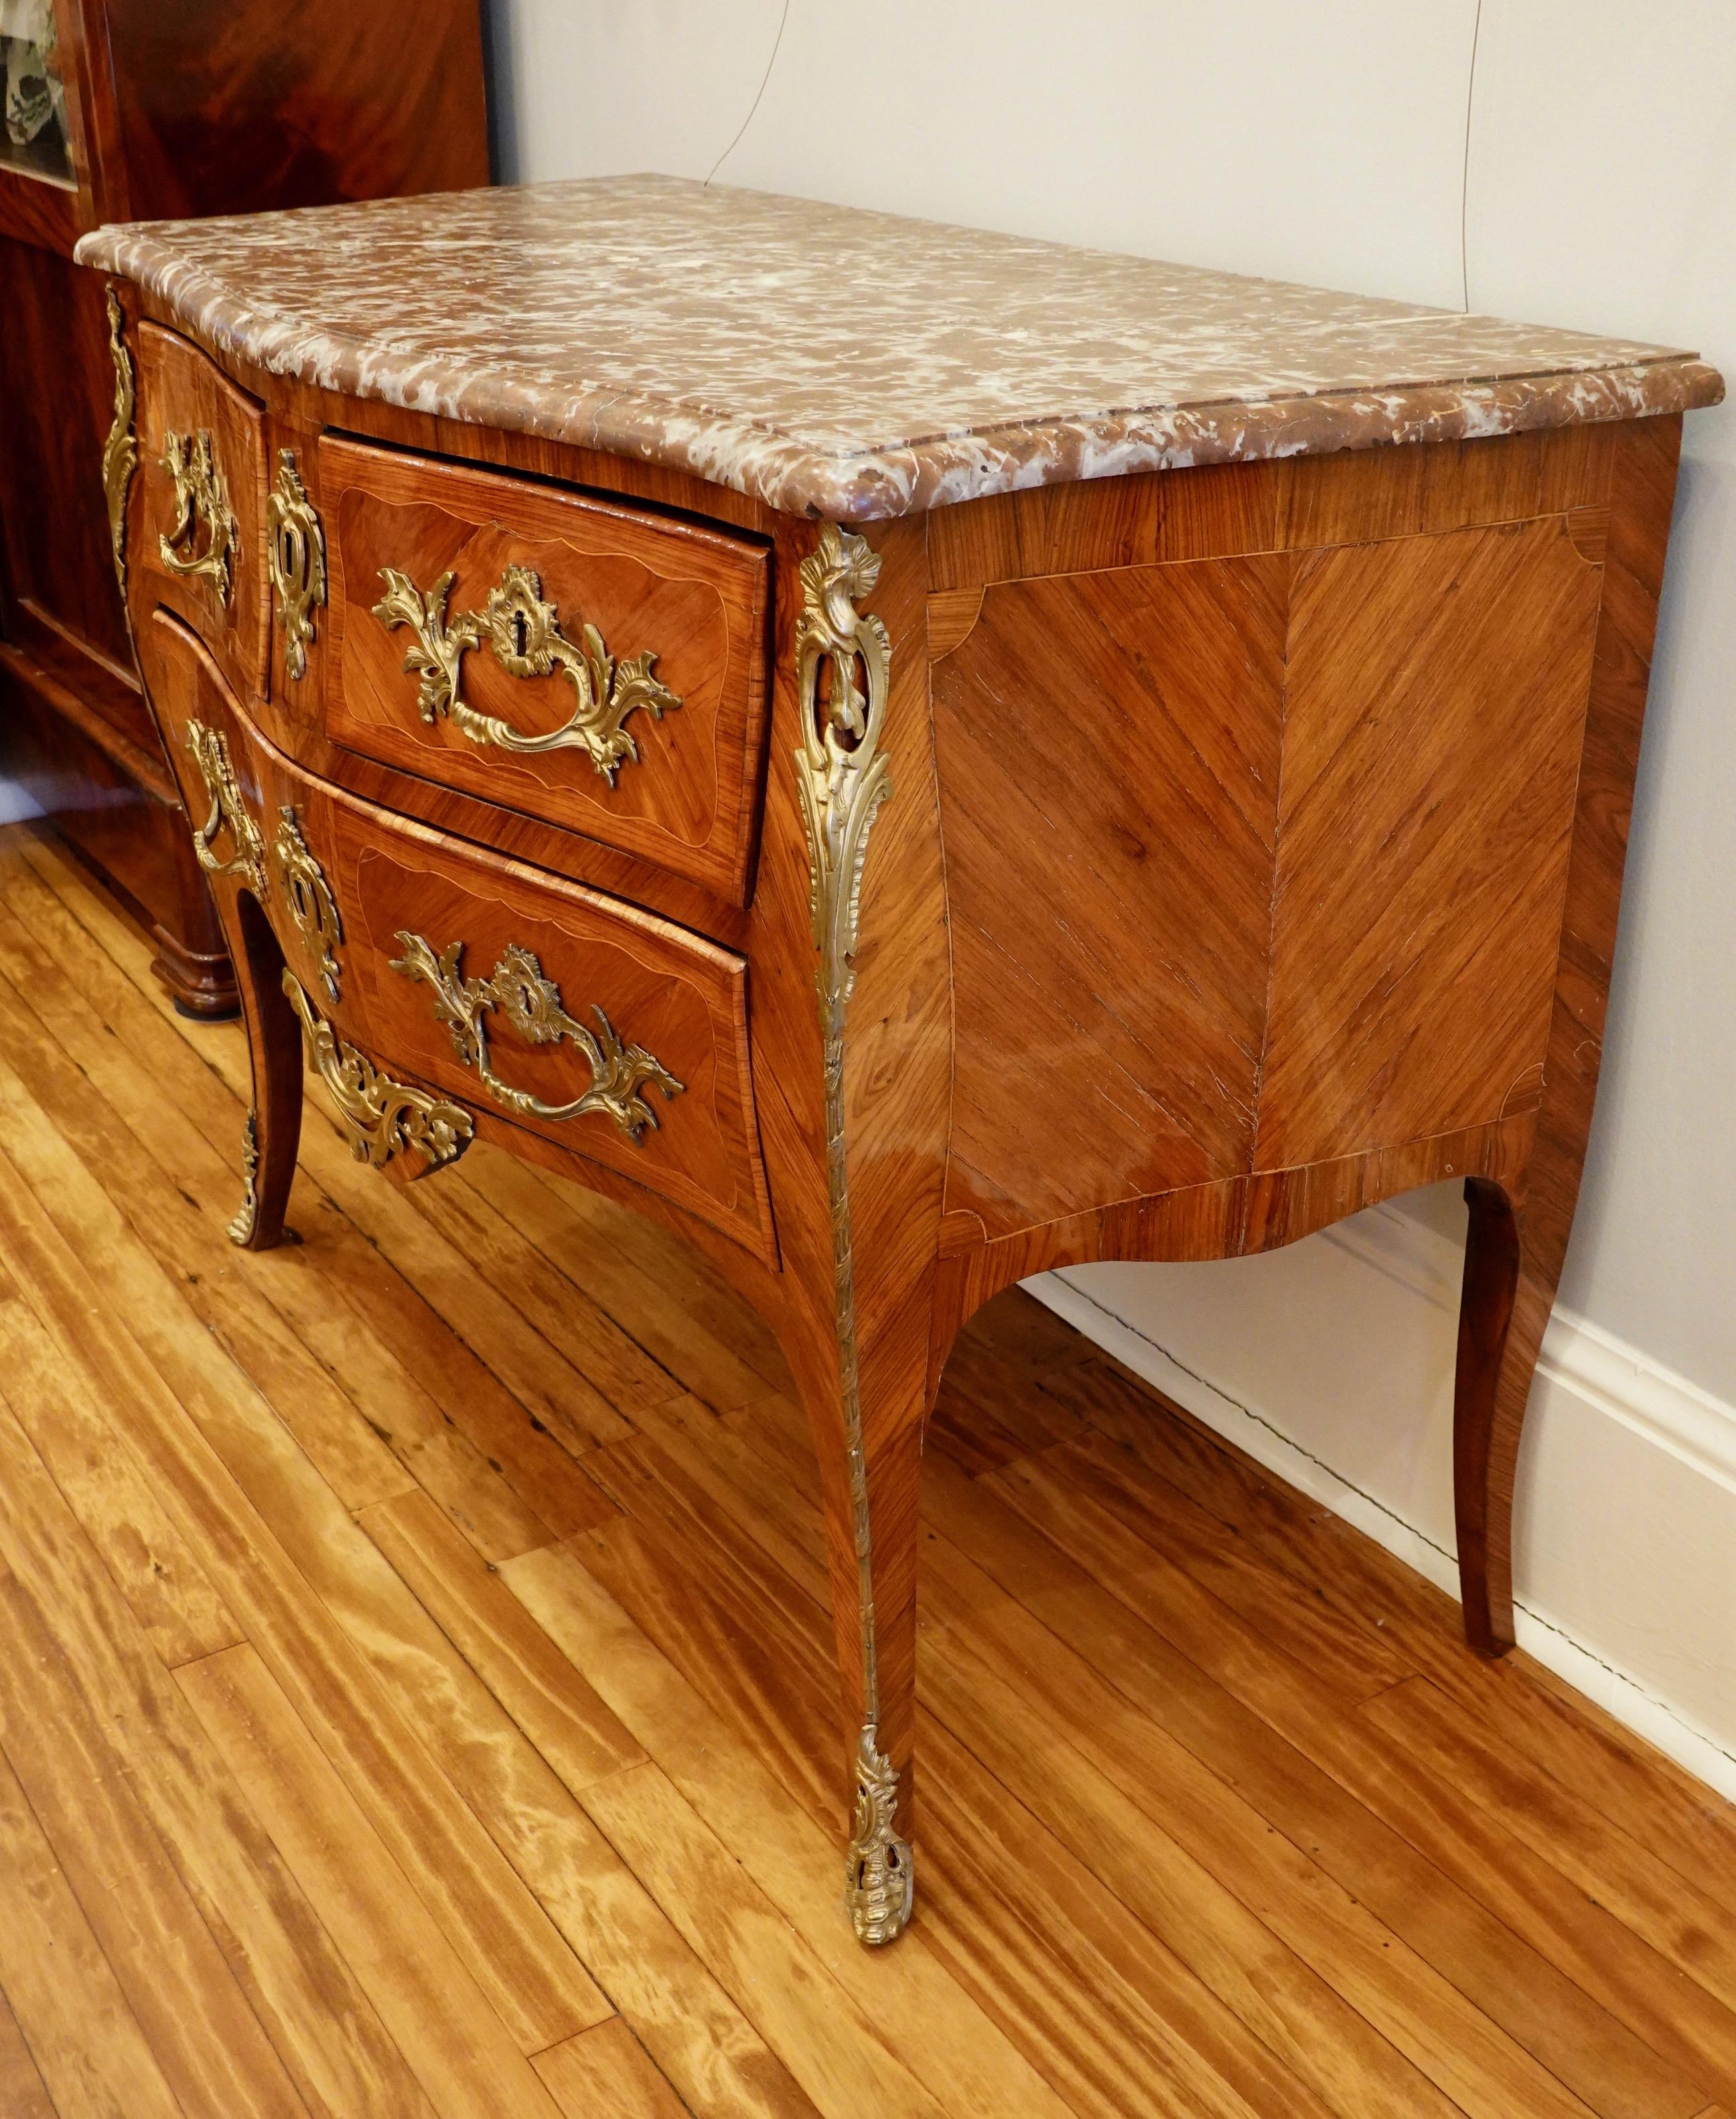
[491, 0, 1736, 1783]
[488, 0, 1480, 305]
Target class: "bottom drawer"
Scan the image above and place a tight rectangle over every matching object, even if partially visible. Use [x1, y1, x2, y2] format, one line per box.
[139, 606, 776, 1262]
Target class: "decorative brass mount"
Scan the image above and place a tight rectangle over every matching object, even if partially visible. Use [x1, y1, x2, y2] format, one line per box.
[390, 932, 682, 1141]
[186, 720, 268, 897]
[792, 523, 912, 1946]
[101, 287, 136, 602]
[274, 806, 343, 1003]
[159, 429, 238, 606]
[267, 450, 326, 680]
[183, 725, 343, 1009]
[283, 970, 472, 1176]
[227, 1109, 261, 1246]
[848, 1727, 913, 1948]
[371, 562, 680, 784]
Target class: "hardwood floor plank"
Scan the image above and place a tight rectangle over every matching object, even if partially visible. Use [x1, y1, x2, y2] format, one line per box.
[1047, 1349, 1736, 1921]
[360, 1487, 644, 1791]
[0, 1730, 187, 2119]
[922, 1455, 1657, 2118]
[584, 1759, 956, 2119]
[0, 970, 474, 1542]
[583, 1416, 844, 1723]
[589, 1390, 1552, 2118]
[177, 1643, 569, 2119]
[0, 1981, 61, 2119]
[578, 1506, 840, 1832]
[1041, 1429, 1415, 1701]
[1508, 1661, 1736, 1919]
[729, 1390, 1029, 1627]
[344, 1490, 826, 2118]
[405, 1171, 682, 1412]
[277, 1192, 622, 1543]
[703, 1406, 1398, 2119]
[0, 1390, 439, 2119]
[914, 1714, 1337, 2119]
[969, 1445, 1709, 2118]
[641, 1391, 834, 1600]
[0, 1135, 609, 2057]
[295, 1103, 634, 1457]
[989, 1443, 1736, 2110]
[729, 1395, 1605, 2119]
[928, 1328, 1095, 1478]
[506, 1542, 1088, 2119]
[533, 2017, 691, 2119]
[0, 867, 534, 1542]
[927, 1596, 1596, 2119]
[0, 1283, 238, 1665]
[503, 1541, 719, 1756]
[0, 1568, 314, 2119]
[520, 1157, 790, 1390]
[463, 1147, 779, 1410]
[599, 1405, 835, 1607]
[564, 1388, 1606, 2118]
[1366, 1677, 1736, 2035]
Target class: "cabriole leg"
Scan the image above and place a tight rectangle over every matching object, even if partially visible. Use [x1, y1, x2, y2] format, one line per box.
[224, 889, 302, 1250]
[1453, 1176, 1555, 1654]
[1453, 416, 1683, 1658]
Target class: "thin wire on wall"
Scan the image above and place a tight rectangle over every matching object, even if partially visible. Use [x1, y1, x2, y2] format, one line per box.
[1461, 0, 1484, 310]
[706, 0, 792, 186]
[705, 2, 1489, 305]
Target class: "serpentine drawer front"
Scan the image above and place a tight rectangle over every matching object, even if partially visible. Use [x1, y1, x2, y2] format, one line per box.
[84, 173, 1723, 1952]
[321, 437, 772, 903]
[133, 322, 270, 707]
[137, 605, 776, 1264]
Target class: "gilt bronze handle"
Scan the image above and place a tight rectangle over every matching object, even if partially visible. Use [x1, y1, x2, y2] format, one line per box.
[185, 719, 267, 897]
[390, 930, 682, 1141]
[159, 429, 238, 605]
[372, 562, 680, 785]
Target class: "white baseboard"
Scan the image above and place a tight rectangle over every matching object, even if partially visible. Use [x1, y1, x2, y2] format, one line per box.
[1027, 1204, 1736, 1806]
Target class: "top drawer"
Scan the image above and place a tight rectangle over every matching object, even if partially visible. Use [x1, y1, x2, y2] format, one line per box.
[135, 323, 271, 705]
[321, 439, 772, 905]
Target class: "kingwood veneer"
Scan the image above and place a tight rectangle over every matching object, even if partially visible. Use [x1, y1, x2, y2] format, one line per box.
[79, 174, 1724, 1946]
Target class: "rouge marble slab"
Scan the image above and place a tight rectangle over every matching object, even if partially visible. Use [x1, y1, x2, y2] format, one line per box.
[76, 174, 1722, 520]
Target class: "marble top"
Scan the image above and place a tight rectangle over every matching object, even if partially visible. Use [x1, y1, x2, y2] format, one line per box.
[77, 173, 1723, 522]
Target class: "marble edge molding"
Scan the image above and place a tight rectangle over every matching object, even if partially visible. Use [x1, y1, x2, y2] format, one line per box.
[78, 226, 1724, 524]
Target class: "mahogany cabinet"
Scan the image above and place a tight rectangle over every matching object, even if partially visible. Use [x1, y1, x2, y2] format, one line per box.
[82, 175, 1723, 1946]
[0, 0, 487, 1015]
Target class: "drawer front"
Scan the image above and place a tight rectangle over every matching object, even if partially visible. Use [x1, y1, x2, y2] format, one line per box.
[135, 323, 270, 704]
[340, 830, 774, 1259]
[321, 438, 772, 905]
[138, 605, 776, 1263]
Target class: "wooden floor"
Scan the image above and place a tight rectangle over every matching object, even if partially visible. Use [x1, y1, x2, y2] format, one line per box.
[0, 820, 1733, 2119]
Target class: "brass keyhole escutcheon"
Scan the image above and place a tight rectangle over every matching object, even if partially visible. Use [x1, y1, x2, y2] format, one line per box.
[267, 450, 327, 680]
